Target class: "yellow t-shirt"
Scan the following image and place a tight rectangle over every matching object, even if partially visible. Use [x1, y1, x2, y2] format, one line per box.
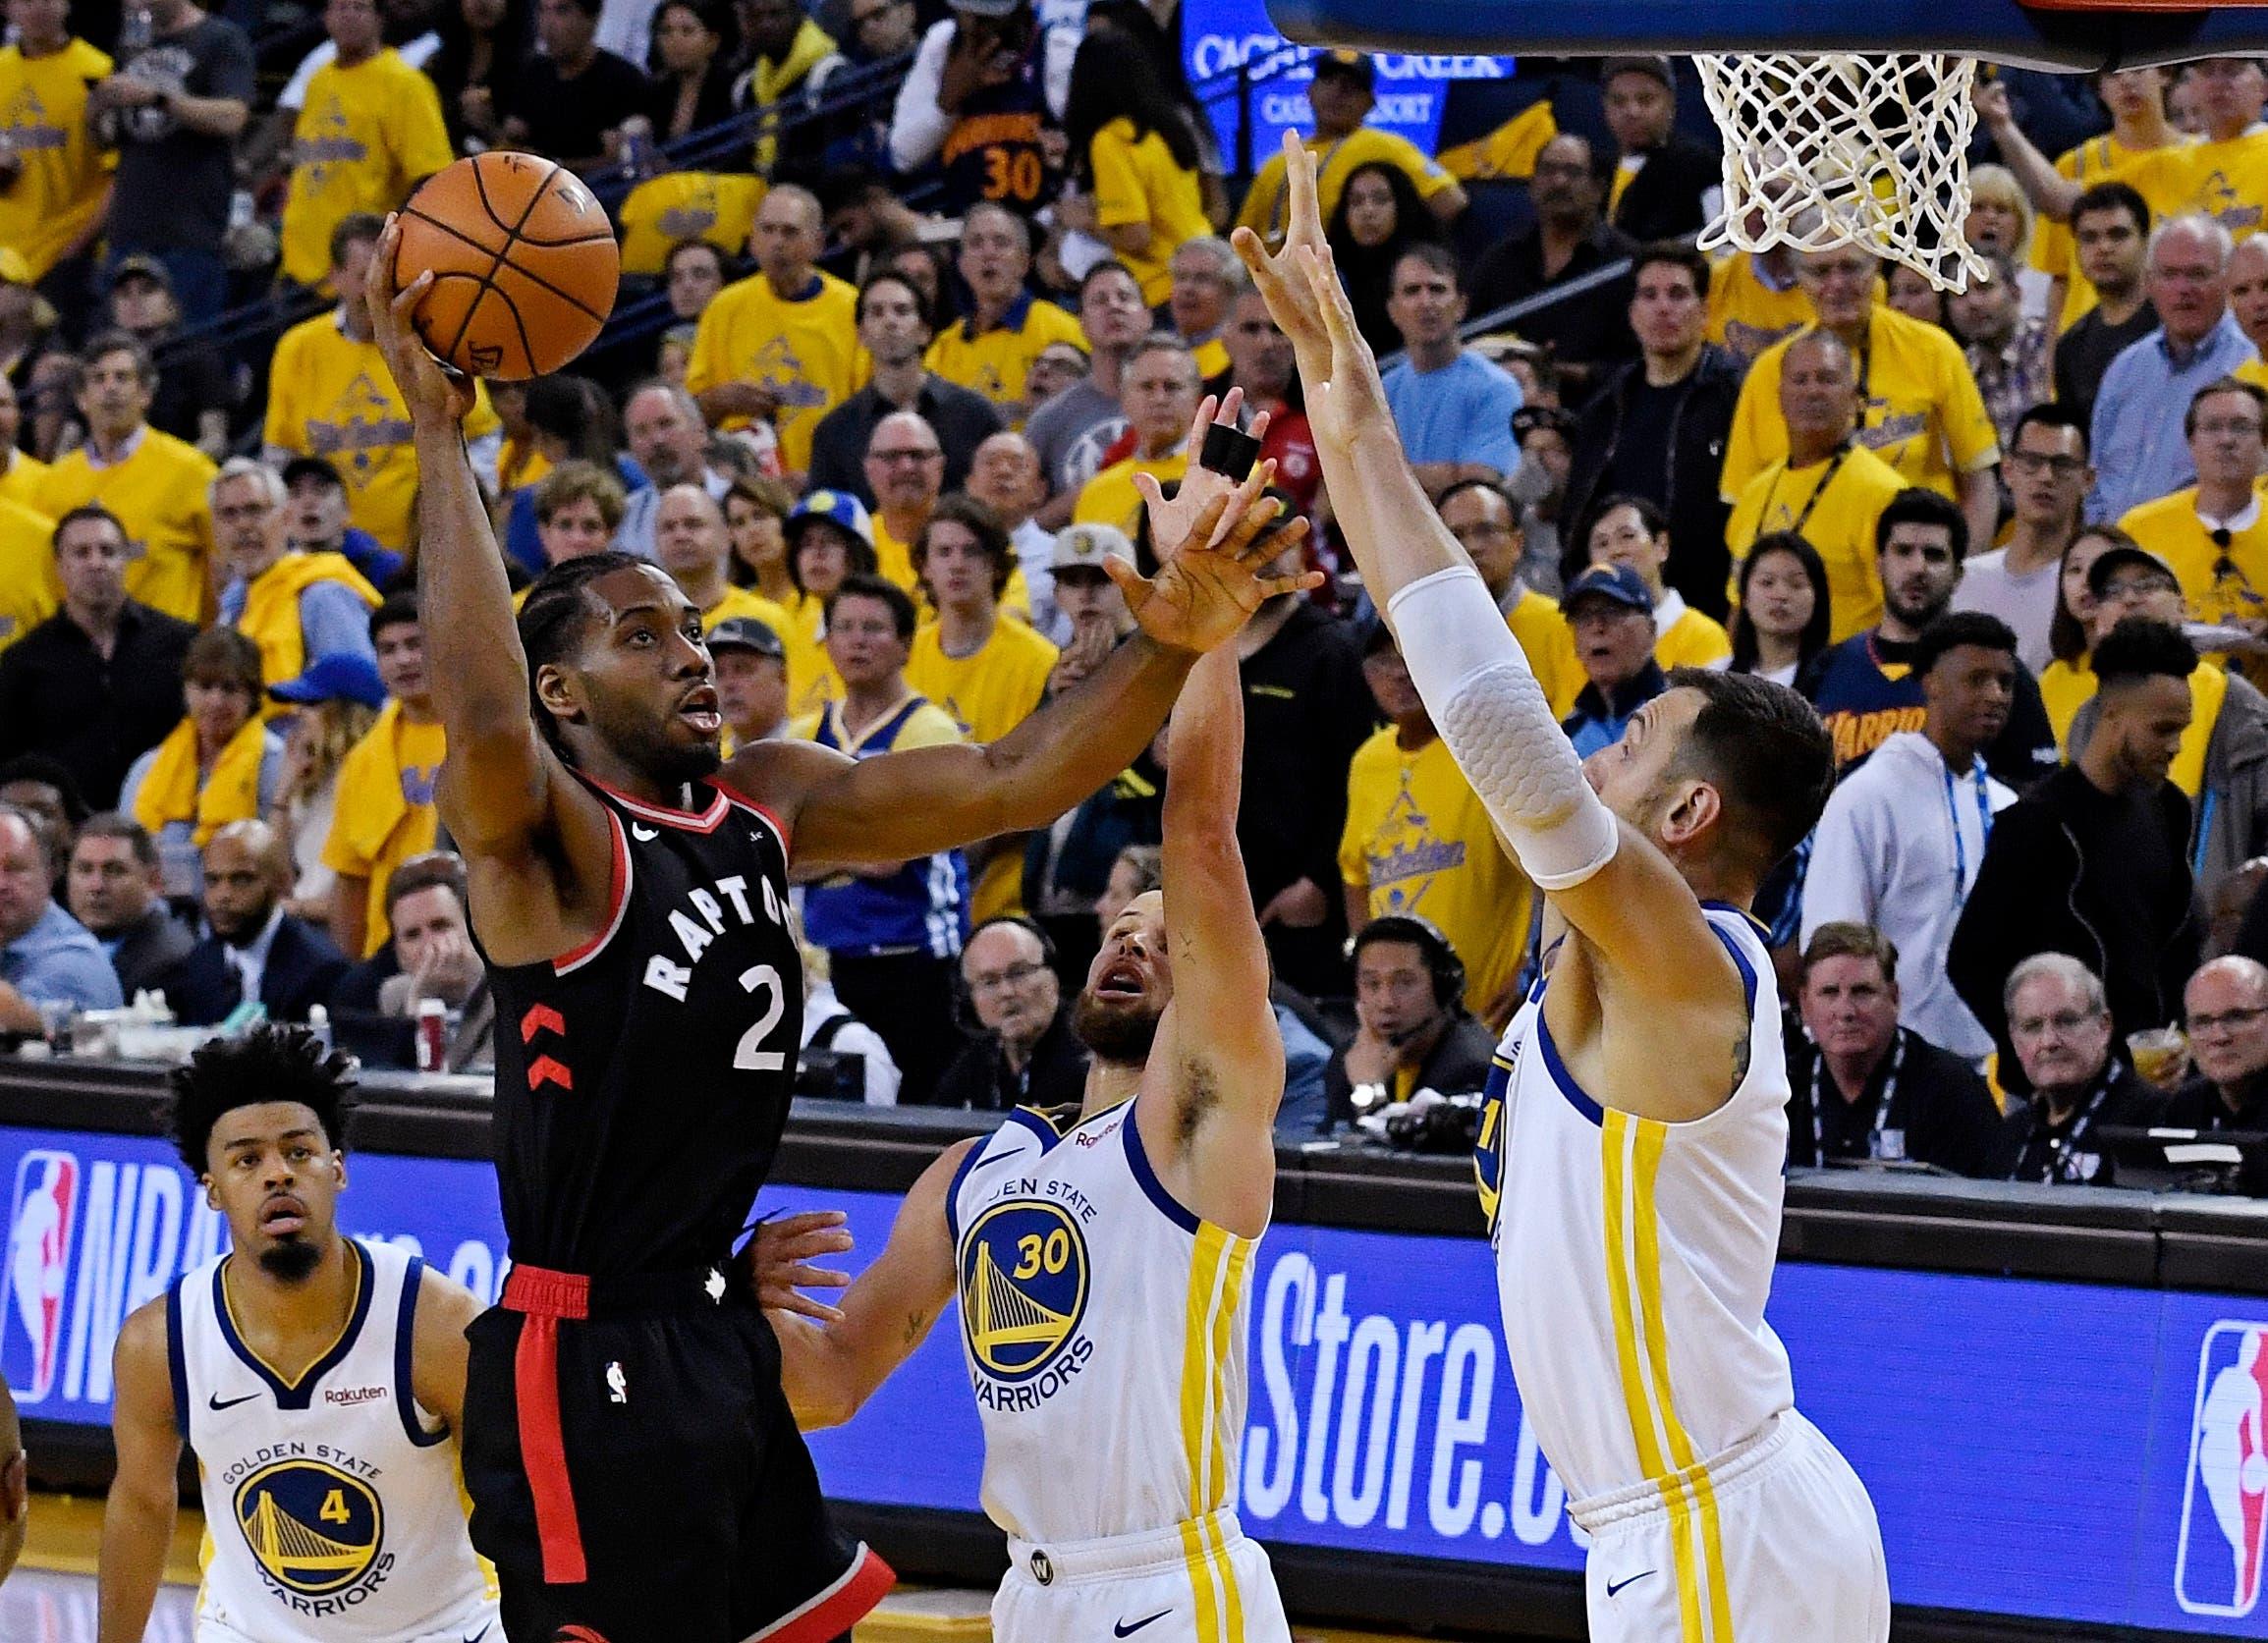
[923, 295, 1086, 424]
[1725, 442, 1908, 642]
[2041, 655, 2224, 798]
[2188, 130, 2268, 243]
[779, 590, 842, 721]
[685, 269, 866, 475]
[700, 583, 797, 637]
[2119, 491, 2268, 671]
[1090, 118, 1210, 306]
[1339, 726, 1533, 1017]
[0, 493, 57, 654]
[1656, 601, 1735, 671]
[1721, 307, 2002, 503]
[906, 616, 1060, 921]
[616, 171, 766, 277]
[1075, 450, 1187, 531]
[0, 39, 114, 282]
[869, 514, 919, 591]
[321, 706, 447, 954]
[0, 449, 49, 513]
[1703, 252, 1816, 362]
[2030, 133, 2199, 330]
[1503, 587, 1582, 720]
[35, 428, 216, 623]
[277, 49, 454, 289]
[1191, 335, 1230, 381]
[264, 312, 500, 551]
[1237, 127, 1458, 246]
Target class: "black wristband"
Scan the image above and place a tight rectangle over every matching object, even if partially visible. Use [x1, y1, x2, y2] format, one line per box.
[1198, 420, 1263, 483]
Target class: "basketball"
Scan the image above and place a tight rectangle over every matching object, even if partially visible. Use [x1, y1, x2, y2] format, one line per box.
[394, 152, 620, 381]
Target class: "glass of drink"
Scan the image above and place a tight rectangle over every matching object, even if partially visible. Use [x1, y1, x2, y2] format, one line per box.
[2128, 1027, 2189, 1090]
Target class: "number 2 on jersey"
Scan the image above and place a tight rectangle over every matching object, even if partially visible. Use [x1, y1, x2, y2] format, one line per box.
[734, 963, 788, 1071]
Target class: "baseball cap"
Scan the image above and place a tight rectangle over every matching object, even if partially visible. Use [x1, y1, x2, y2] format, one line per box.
[106, 252, 173, 295]
[1563, 563, 1655, 616]
[268, 651, 388, 710]
[1601, 54, 1676, 91]
[280, 455, 345, 492]
[786, 489, 874, 547]
[1311, 49, 1375, 88]
[2087, 543, 2181, 597]
[1050, 521, 1134, 575]
[707, 616, 786, 659]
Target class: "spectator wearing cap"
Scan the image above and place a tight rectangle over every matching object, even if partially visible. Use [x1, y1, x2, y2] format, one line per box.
[2088, 214, 2260, 523]
[168, 819, 350, 1027]
[781, 489, 879, 718]
[36, 332, 217, 626]
[265, 647, 384, 926]
[1951, 405, 2091, 674]
[0, 0, 113, 320]
[933, 915, 1089, 1111]
[0, 803, 121, 1029]
[2117, 378, 2268, 645]
[966, 432, 1058, 634]
[808, 272, 1005, 510]
[1581, 495, 1732, 671]
[1599, 56, 1722, 242]
[328, 850, 494, 1071]
[1560, 564, 1666, 758]
[652, 483, 797, 639]
[1212, 288, 1322, 526]
[923, 204, 1087, 425]
[1342, 622, 1534, 1029]
[1024, 261, 1149, 526]
[1995, 952, 2164, 1181]
[211, 458, 380, 710]
[1951, 252, 2054, 451]
[121, 628, 289, 903]
[281, 455, 403, 590]
[1046, 521, 1135, 641]
[265, 215, 503, 555]
[1379, 246, 1523, 495]
[1786, 923, 2009, 1174]
[710, 616, 791, 746]
[1075, 336, 1203, 532]
[321, 592, 444, 958]
[888, 0, 1075, 213]
[2167, 954, 2268, 1132]
[1322, 916, 1498, 1133]
[1470, 134, 1639, 385]
[1803, 614, 2023, 1063]
[1236, 50, 1466, 247]
[1564, 244, 1742, 620]
[0, 507, 194, 808]
[67, 813, 194, 1001]
[1724, 328, 1908, 643]
[1952, 618, 2206, 1081]
[104, 255, 230, 460]
[908, 495, 1058, 919]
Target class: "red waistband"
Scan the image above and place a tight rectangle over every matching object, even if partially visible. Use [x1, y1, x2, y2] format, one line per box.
[501, 1265, 591, 1320]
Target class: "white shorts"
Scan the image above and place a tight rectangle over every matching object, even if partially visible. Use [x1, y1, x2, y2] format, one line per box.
[1572, 1409, 1889, 1643]
[995, 1509, 1292, 1643]
[195, 1595, 501, 1643]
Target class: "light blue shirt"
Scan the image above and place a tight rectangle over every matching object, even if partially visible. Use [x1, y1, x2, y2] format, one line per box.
[3, 902, 124, 1013]
[1379, 351, 1523, 476]
[2087, 310, 2259, 522]
[218, 571, 378, 674]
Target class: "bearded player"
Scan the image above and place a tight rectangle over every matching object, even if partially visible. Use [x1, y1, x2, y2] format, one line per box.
[766, 463, 1304, 1643]
[364, 216, 1311, 1643]
[1235, 135, 1888, 1641]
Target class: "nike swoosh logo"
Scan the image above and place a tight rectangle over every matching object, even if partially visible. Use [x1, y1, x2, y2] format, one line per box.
[208, 1391, 260, 1411]
[632, 823, 659, 841]
[1114, 1612, 1170, 1636]
[463, 1627, 491, 1643]
[1605, 1570, 1656, 1598]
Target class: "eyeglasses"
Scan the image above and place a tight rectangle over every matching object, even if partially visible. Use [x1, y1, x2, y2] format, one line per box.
[2099, 574, 2179, 599]
[2190, 1005, 2268, 1033]
[2005, 450, 2086, 476]
[870, 448, 942, 465]
[2193, 417, 2265, 438]
[968, 960, 1048, 995]
[2012, 1011, 2103, 1037]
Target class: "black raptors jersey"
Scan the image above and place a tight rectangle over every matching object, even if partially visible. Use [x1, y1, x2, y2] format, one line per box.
[485, 774, 803, 1274]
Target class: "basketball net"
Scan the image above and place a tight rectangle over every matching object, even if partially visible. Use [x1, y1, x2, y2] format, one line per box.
[1693, 53, 1987, 292]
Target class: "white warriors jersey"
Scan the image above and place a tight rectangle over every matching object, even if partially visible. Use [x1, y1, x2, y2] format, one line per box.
[169, 1237, 496, 1642]
[1474, 904, 1796, 1507]
[948, 1101, 1259, 1545]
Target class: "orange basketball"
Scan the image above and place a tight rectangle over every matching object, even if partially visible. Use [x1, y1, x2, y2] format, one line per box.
[394, 152, 620, 381]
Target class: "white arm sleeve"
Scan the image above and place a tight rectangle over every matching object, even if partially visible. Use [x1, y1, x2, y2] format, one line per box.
[889, 25, 954, 174]
[1385, 566, 1620, 891]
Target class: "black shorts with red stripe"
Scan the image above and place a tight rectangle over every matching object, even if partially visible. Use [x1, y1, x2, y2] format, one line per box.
[462, 1265, 892, 1643]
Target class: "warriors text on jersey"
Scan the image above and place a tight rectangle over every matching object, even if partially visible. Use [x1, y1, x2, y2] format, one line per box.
[483, 773, 802, 1274]
[169, 1238, 496, 1642]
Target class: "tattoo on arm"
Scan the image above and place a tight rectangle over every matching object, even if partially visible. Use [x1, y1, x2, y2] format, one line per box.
[1731, 1030, 1751, 1090]
[903, 1309, 928, 1347]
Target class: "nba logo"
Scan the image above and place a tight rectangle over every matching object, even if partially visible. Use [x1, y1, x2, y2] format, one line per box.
[0, 1151, 81, 1403]
[2177, 1321, 2268, 1616]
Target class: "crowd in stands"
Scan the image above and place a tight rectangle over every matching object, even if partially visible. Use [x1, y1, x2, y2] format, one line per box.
[5, 0, 2268, 1188]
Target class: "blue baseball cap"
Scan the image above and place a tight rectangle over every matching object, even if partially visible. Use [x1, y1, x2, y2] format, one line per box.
[1563, 563, 1655, 616]
[268, 651, 388, 709]
[786, 489, 874, 548]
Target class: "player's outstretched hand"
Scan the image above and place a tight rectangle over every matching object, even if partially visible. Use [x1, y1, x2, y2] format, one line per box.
[367, 214, 477, 430]
[1143, 388, 1271, 558]
[747, 1210, 855, 1323]
[1111, 464, 1320, 653]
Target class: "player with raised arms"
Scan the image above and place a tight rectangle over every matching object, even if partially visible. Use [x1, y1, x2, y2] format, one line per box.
[1234, 134, 1888, 1641]
[362, 214, 1315, 1643]
[97, 1023, 498, 1643]
[763, 450, 1304, 1643]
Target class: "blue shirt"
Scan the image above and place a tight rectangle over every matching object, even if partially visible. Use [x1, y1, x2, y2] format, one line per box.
[3, 902, 124, 1013]
[2087, 310, 2259, 522]
[218, 572, 377, 672]
[802, 697, 970, 958]
[1379, 351, 1523, 474]
[1563, 663, 1667, 759]
[1272, 1003, 1335, 1137]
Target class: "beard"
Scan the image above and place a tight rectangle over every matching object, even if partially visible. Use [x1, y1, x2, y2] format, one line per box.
[1072, 987, 1163, 1066]
[258, 1235, 324, 1283]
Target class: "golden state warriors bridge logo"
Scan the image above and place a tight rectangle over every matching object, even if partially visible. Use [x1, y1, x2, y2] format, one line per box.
[233, 1458, 388, 1602]
[960, 1199, 1093, 1407]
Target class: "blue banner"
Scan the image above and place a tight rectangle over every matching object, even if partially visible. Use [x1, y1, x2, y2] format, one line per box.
[8, 1122, 2268, 1636]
